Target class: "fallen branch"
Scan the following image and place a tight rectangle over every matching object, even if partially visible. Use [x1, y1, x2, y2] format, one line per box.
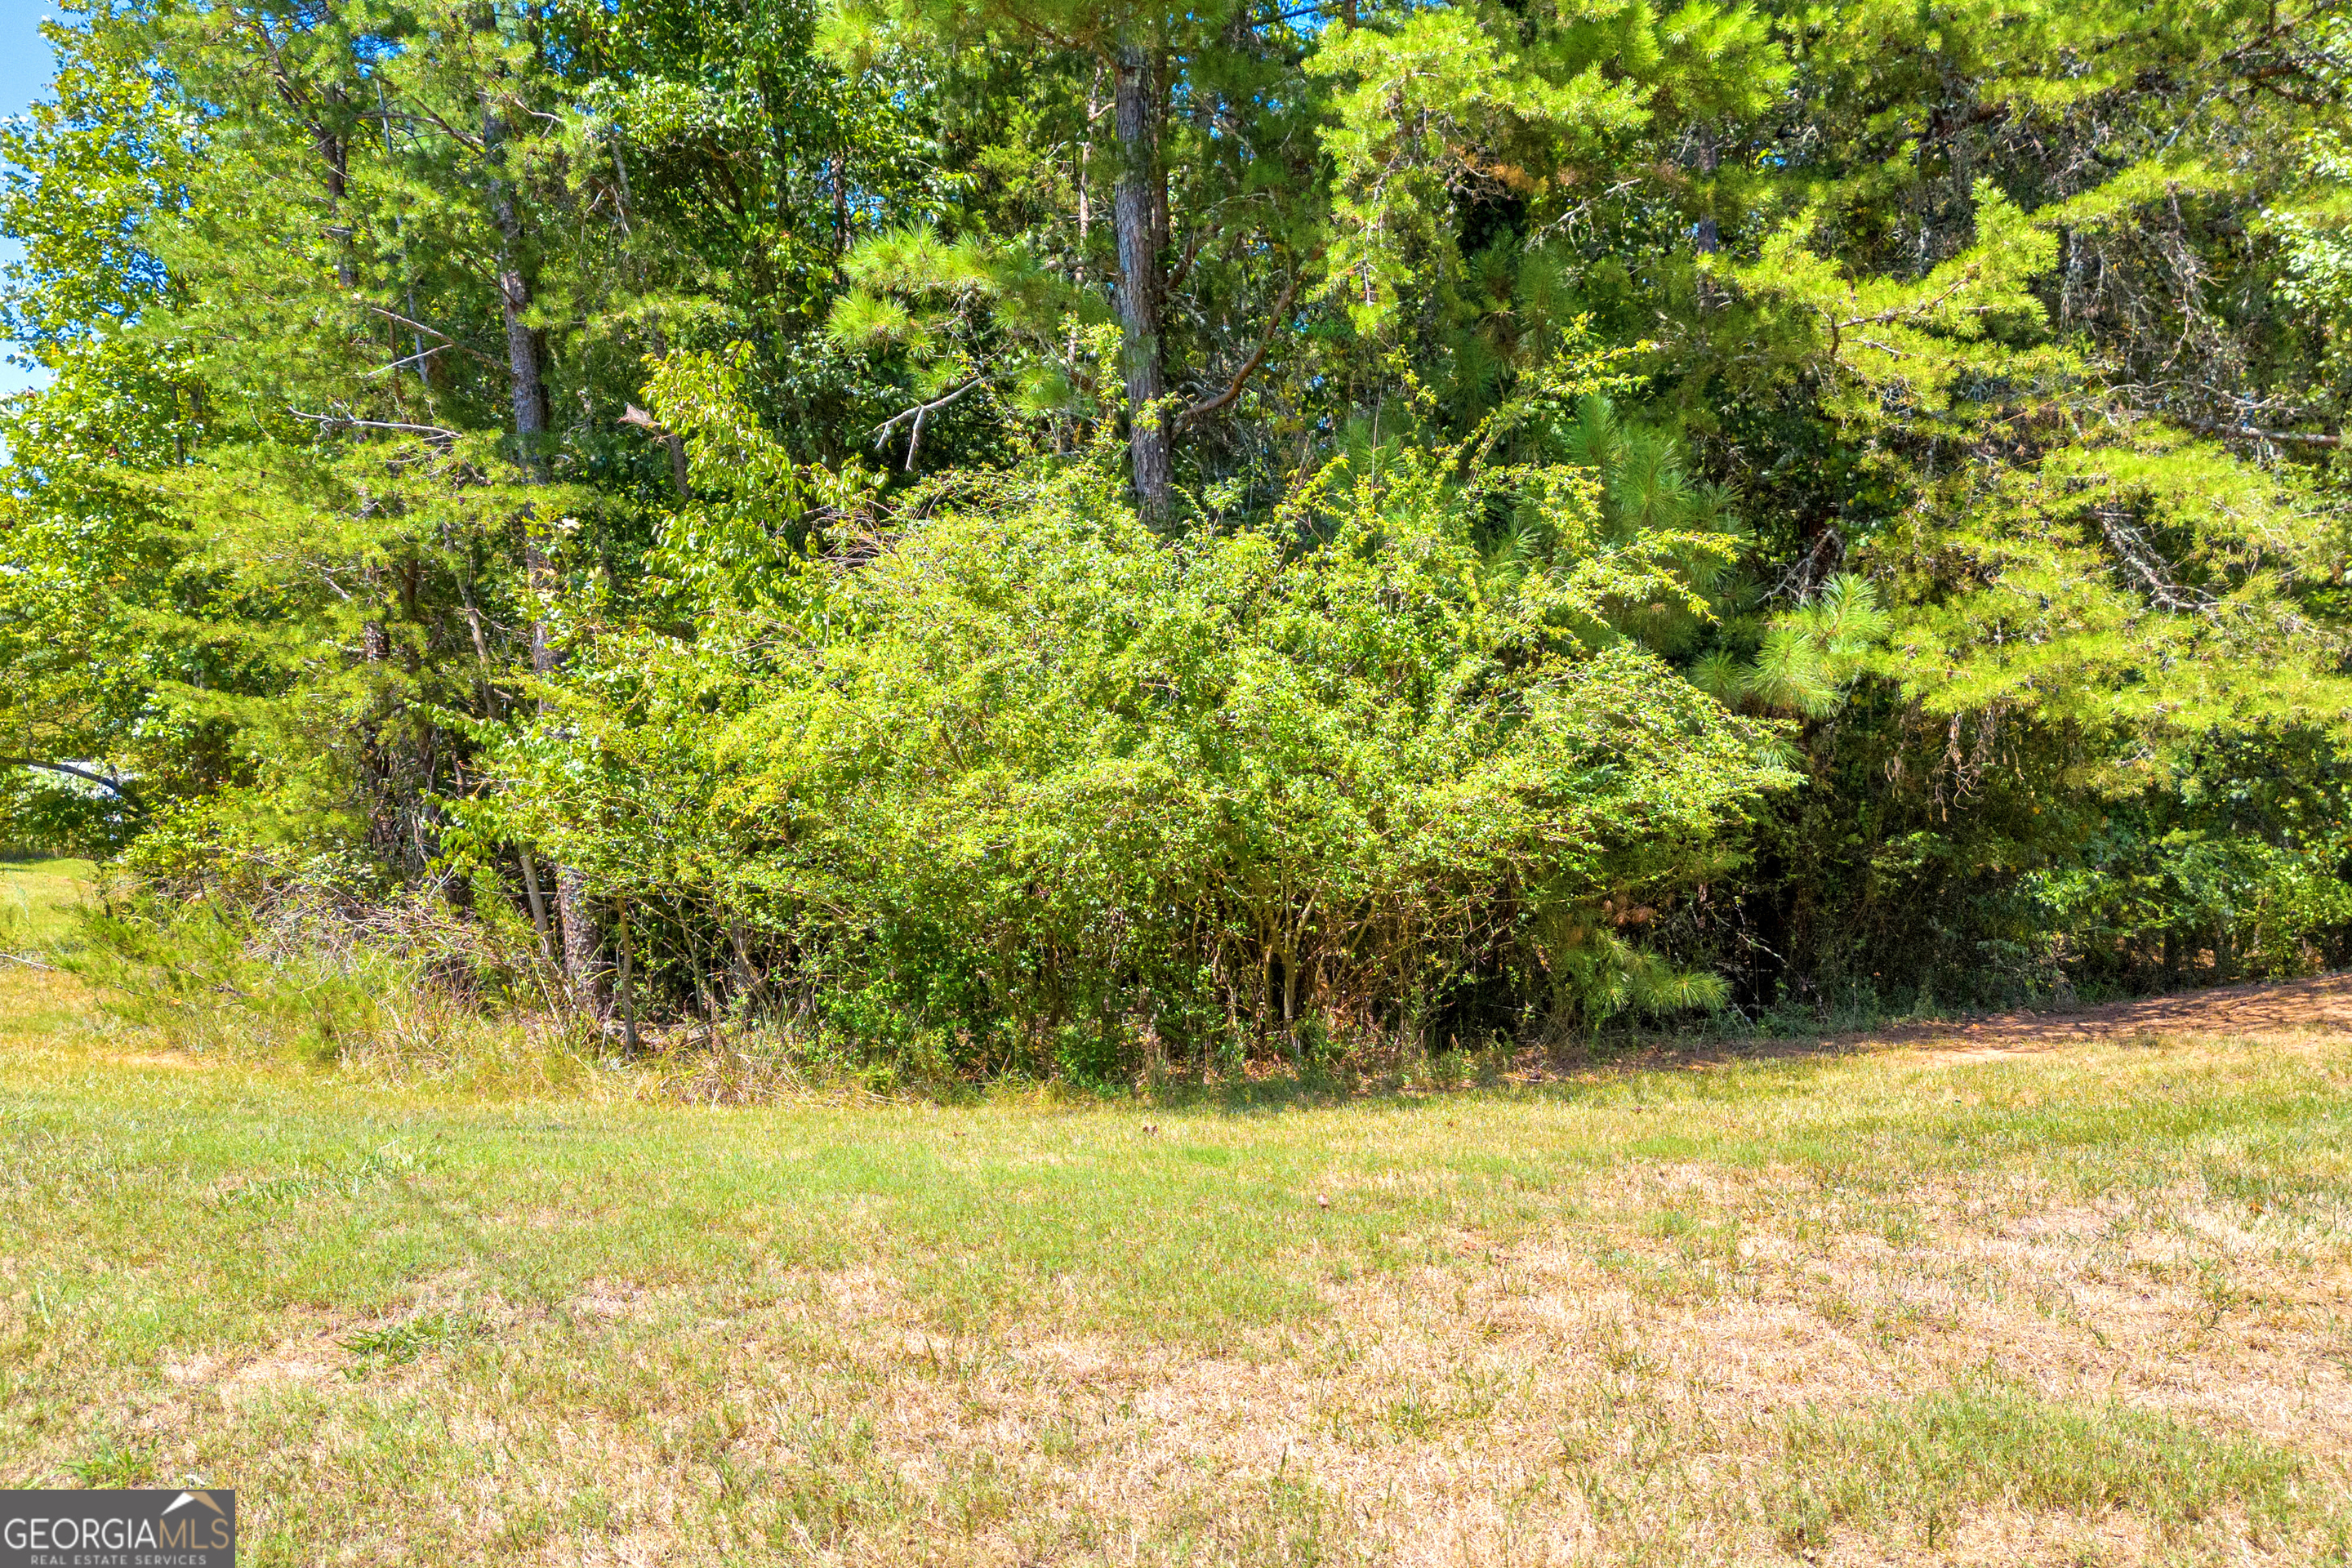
[0, 952, 59, 972]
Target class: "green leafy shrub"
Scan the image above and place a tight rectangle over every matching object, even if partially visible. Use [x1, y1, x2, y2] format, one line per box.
[498, 426, 1789, 1072]
[2033, 831, 2352, 987]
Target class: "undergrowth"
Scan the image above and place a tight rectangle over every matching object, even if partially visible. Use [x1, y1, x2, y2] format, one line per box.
[34, 860, 2304, 1103]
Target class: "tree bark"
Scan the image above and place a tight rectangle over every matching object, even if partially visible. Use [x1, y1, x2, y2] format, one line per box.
[833, 151, 849, 256]
[376, 80, 429, 386]
[515, 843, 555, 965]
[318, 98, 356, 292]
[1692, 125, 1721, 319]
[1111, 43, 1173, 523]
[486, 90, 605, 1017]
[615, 902, 642, 1053]
[1692, 125, 1721, 256]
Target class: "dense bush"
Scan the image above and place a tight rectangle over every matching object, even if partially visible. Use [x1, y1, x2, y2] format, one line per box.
[492, 425, 1788, 1073]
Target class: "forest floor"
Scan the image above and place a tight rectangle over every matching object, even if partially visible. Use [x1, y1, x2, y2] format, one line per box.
[3, 855, 2351, 1566]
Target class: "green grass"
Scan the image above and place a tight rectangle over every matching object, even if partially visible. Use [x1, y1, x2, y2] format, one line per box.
[1774, 1385, 2317, 1555]
[0, 855, 90, 962]
[2, 856, 2350, 1563]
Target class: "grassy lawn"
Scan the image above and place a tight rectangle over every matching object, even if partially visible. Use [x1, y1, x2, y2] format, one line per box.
[3, 855, 2350, 1564]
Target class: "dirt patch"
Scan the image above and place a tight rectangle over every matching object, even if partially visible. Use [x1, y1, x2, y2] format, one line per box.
[1869, 971, 2352, 1050]
[217, 1340, 341, 1392]
[1528, 972, 2352, 1080]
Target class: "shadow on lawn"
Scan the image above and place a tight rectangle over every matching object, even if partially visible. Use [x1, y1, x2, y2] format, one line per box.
[1129, 969, 2352, 1117]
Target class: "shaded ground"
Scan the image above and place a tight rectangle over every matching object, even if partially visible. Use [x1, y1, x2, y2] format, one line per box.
[1526, 972, 2352, 1082]
[1865, 971, 2352, 1049]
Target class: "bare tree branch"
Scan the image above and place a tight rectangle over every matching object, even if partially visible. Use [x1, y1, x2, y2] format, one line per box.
[620, 405, 692, 498]
[0, 757, 141, 808]
[1178, 264, 1312, 430]
[871, 377, 991, 470]
[2096, 510, 2220, 614]
[358, 304, 502, 371]
[362, 345, 451, 379]
[2179, 416, 2342, 449]
[288, 410, 465, 441]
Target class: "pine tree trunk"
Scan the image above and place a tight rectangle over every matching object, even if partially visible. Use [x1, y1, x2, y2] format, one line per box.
[1692, 126, 1721, 318]
[1111, 43, 1172, 523]
[833, 151, 849, 256]
[1692, 126, 1721, 256]
[487, 93, 606, 1018]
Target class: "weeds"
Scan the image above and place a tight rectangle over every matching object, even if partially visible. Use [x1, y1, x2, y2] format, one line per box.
[68, 1441, 154, 1489]
[341, 1312, 483, 1374]
[1770, 1383, 2319, 1552]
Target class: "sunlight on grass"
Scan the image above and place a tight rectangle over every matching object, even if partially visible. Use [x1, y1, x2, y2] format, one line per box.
[2, 866, 2349, 1563]
[0, 856, 91, 949]
[1771, 1385, 2324, 1557]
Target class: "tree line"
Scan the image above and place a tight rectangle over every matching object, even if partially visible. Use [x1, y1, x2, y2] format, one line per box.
[2, 0, 2348, 1073]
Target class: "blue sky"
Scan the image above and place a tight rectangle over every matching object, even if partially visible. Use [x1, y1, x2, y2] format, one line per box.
[2, 0, 60, 398]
